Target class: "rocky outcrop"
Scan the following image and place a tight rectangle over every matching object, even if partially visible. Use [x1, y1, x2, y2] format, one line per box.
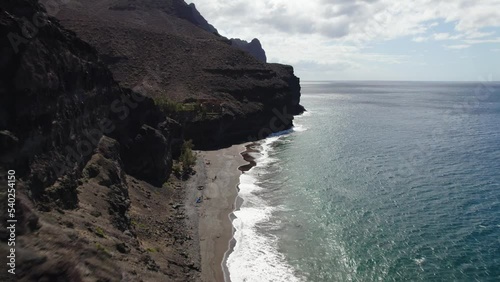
[0, 1, 197, 281]
[181, 64, 304, 149]
[83, 136, 130, 231]
[187, 3, 218, 34]
[0, 0, 172, 205]
[231, 38, 267, 62]
[121, 124, 171, 187]
[55, 0, 304, 149]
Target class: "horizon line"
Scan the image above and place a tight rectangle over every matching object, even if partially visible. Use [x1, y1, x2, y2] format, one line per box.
[301, 80, 500, 83]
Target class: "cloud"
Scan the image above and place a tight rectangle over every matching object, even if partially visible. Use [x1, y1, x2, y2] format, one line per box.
[445, 44, 471, 49]
[412, 36, 428, 42]
[464, 37, 500, 44]
[191, 0, 500, 80]
[432, 33, 463, 40]
[193, 0, 500, 41]
[465, 31, 495, 39]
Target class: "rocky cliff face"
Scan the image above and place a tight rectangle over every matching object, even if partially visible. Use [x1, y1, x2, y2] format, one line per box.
[179, 3, 268, 63]
[230, 38, 268, 63]
[187, 3, 219, 34]
[55, 0, 304, 149]
[0, 0, 304, 280]
[0, 1, 198, 281]
[183, 63, 305, 148]
[0, 0, 172, 206]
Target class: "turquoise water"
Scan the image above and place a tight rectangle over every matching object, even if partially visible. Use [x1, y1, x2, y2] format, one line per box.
[227, 81, 500, 282]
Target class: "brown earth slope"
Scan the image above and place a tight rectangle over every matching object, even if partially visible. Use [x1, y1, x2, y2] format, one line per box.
[54, 0, 304, 148]
[1, 1, 199, 281]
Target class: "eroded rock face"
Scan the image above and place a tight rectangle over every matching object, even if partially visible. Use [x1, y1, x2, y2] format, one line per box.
[121, 125, 172, 187]
[55, 0, 304, 149]
[0, 1, 184, 281]
[187, 3, 218, 34]
[0, 0, 172, 207]
[83, 136, 131, 230]
[231, 38, 267, 63]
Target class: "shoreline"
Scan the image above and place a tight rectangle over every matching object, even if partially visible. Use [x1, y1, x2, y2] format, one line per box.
[238, 144, 259, 173]
[222, 143, 259, 282]
[191, 144, 250, 282]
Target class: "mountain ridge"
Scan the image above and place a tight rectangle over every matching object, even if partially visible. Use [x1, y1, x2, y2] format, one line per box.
[55, 0, 304, 149]
[230, 38, 267, 62]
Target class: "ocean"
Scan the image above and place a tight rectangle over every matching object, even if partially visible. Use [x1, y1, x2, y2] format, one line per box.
[226, 81, 500, 282]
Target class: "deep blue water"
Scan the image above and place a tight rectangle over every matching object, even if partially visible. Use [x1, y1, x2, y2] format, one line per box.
[228, 81, 500, 282]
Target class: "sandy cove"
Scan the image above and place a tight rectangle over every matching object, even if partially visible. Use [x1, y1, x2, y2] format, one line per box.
[185, 144, 249, 282]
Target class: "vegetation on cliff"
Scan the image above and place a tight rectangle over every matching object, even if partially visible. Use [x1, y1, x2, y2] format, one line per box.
[172, 140, 197, 178]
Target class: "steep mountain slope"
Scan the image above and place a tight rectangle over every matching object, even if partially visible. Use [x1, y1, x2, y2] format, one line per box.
[55, 0, 304, 148]
[0, 1, 199, 281]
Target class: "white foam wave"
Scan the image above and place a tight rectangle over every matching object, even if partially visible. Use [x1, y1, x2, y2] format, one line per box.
[293, 124, 308, 132]
[292, 111, 311, 132]
[297, 111, 312, 118]
[227, 135, 301, 282]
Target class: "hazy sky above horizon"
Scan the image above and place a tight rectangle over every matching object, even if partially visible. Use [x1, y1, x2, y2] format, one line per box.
[191, 0, 500, 81]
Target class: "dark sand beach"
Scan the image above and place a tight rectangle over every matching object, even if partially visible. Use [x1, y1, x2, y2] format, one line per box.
[187, 144, 250, 282]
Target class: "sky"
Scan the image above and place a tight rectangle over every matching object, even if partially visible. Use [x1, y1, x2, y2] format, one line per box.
[191, 0, 500, 81]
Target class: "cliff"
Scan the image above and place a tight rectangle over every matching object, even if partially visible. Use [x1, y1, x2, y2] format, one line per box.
[0, 0, 304, 280]
[55, 0, 304, 149]
[1, 1, 199, 281]
[176, 3, 268, 63]
[187, 3, 219, 35]
[230, 38, 268, 63]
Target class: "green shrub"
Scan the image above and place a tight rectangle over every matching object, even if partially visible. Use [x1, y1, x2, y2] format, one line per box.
[146, 247, 160, 253]
[155, 97, 212, 120]
[155, 97, 202, 114]
[171, 163, 182, 177]
[95, 243, 111, 257]
[95, 243, 105, 251]
[95, 227, 106, 238]
[180, 140, 196, 171]
[155, 97, 186, 113]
